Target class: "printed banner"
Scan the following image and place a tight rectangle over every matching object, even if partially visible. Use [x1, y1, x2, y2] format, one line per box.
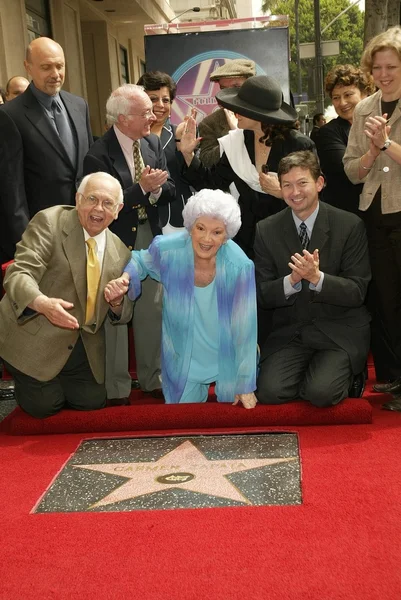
[145, 27, 290, 124]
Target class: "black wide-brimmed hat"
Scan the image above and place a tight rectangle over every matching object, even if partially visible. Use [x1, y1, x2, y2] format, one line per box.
[216, 75, 297, 124]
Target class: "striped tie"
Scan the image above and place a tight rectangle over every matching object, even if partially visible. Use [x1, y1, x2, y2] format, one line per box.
[133, 140, 147, 222]
[85, 238, 101, 324]
[299, 222, 309, 250]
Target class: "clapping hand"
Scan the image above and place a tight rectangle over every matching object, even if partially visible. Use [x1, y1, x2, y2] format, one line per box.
[364, 112, 391, 154]
[139, 166, 168, 194]
[288, 249, 320, 286]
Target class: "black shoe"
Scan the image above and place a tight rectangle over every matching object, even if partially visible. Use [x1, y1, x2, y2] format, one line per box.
[143, 389, 165, 400]
[382, 396, 401, 412]
[349, 371, 366, 398]
[131, 378, 141, 389]
[373, 377, 401, 394]
[106, 397, 131, 407]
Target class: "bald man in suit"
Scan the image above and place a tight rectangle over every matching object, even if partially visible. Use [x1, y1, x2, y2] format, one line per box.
[2, 37, 92, 218]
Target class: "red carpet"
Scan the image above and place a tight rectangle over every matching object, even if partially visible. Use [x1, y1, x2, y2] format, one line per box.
[0, 388, 400, 599]
[1, 396, 372, 435]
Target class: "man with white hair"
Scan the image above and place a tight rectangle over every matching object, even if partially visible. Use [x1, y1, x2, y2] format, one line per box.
[83, 84, 175, 400]
[0, 172, 132, 418]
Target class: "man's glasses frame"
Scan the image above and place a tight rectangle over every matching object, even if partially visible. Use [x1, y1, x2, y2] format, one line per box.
[79, 193, 119, 212]
[126, 109, 155, 120]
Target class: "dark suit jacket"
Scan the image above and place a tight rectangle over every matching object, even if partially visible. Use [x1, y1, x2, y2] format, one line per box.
[254, 202, 371, 374]
[184, 129, 314, 259]
[0, 206, 132, 383]
[316, 117, 363, 214]
[83, 127, 176, 248]
[2, 85, 93, 217]
[159, 122, 193, 228]
[0, 110, 29, 264]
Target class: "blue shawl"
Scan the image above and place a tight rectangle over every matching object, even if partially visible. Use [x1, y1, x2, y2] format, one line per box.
[125, 231, 257, 404]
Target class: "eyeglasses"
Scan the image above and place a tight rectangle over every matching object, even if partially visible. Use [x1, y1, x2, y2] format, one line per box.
[126, 109, 155, 119]
[149, 97, 172, 105]
[79, 193, 119, 212]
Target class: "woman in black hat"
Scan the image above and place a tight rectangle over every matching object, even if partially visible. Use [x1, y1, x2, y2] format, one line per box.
[178, 75, 314, 260]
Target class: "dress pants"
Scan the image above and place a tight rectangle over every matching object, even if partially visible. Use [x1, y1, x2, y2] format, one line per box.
[104, 221, 162, 397]
[362, 198, 401, 378]
[104, 318, 130, 398]
[133, 221, 162, 391]
[256, 324, 352, 406]
[5, 336, 106, 418]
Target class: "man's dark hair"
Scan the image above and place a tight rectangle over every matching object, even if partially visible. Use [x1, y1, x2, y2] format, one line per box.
[137, 71, 177, 101]
[312, 112, 325, 126]
[278, 151, 323, 182]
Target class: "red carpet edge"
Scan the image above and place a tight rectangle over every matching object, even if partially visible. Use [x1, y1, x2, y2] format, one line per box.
[1, 397, 372, 435]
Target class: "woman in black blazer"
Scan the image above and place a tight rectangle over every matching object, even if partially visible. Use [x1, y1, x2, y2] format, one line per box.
[137, 71, 193, 233]
[316, 64, 375, 213]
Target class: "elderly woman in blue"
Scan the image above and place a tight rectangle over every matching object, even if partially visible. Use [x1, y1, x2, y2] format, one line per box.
[122, 189, 258, 408]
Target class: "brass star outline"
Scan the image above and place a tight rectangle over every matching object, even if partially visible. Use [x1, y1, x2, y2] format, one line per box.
[74, 440, 296, 508]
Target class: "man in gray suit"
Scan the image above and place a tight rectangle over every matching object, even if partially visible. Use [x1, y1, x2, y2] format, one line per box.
[255, 151, 371, 406]
[0, 173, 132, 418]
[2, 37, 93, 218]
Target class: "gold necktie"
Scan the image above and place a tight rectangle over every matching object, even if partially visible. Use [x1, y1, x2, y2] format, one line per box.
[85, 238, 101, 324]
[133, 140, 147, 222]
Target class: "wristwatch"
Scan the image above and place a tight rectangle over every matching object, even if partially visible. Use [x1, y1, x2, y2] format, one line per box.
[381, 139, 392, 151]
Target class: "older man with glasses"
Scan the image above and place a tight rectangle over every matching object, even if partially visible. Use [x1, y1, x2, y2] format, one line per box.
[0, 172, 132, 418]
[83, 84, 175, 403]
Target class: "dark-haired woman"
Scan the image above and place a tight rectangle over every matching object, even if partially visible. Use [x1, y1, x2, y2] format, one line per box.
[137, 70, 193, 233]
[178, 75, 314, 260]
[316, 64, 375, 214]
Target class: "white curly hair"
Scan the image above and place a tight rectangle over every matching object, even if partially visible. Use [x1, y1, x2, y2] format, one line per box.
[183, 189, 241, 239]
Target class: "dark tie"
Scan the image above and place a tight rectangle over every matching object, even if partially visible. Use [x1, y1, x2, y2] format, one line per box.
[51, 99, 76, 166]
[132, 140, 147, 223]
[299, 222, 309, 250]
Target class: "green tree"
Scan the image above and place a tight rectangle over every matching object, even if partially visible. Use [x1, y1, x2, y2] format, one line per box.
[365, 0, 400, 44]
[261, 0, 364, 105]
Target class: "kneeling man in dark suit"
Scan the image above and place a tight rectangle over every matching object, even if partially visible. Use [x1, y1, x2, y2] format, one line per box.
[255, 151, 371, 407]
[0, 172, 132, 418]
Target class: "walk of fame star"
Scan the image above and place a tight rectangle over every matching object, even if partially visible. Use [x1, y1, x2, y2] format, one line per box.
[74, 440, 296, 508]
[33, 434, 301, 513]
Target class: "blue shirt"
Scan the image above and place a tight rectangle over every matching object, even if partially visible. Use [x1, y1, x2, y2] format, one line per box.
[187, 280, 219, 383]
